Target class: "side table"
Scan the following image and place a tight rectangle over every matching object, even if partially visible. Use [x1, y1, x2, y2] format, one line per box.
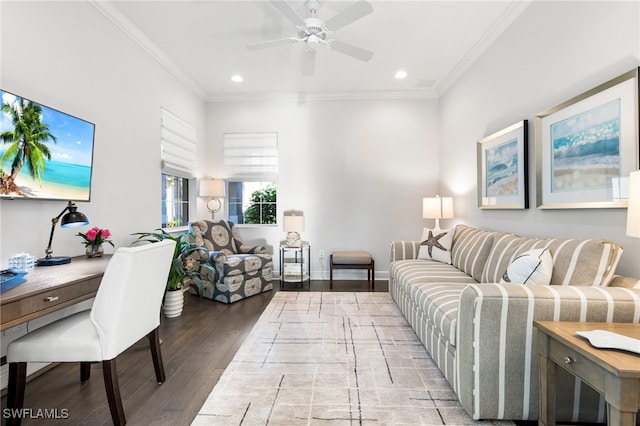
[534, 321, 640, 426]
[279, 242, 310, 288]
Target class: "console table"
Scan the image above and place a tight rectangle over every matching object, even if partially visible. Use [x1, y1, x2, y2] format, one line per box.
[0, 255, 110, 331]
[535, 321, 640, 426]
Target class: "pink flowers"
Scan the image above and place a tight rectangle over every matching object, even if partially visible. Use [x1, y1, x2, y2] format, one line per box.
[77, 227, 114, 248]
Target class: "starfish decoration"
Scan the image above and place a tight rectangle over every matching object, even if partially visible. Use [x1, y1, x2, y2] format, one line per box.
[420, 230, 448, 258]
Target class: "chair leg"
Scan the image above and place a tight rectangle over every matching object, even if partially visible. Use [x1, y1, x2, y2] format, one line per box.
[147, 327, 166, 384]
[102, 359, 126, 426]
[7, 362, 27, 426]
[80, 362, 92, 383]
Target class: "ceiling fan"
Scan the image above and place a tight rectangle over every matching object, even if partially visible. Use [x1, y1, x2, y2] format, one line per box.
[247, 0, 374, 76]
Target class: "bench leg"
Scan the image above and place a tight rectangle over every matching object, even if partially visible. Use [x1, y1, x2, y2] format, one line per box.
[329, 256, 333, 289]
[371, 260, 375, 291]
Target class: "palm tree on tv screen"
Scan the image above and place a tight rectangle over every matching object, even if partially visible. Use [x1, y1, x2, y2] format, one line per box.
[0, 97, 56, 195]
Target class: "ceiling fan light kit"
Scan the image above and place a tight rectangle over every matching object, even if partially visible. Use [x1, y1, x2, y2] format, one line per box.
[247, 0, 374, 76]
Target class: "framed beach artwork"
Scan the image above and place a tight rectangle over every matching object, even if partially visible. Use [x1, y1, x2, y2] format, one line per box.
[535, 67, 639, 209]
[477, 120, 528, 209]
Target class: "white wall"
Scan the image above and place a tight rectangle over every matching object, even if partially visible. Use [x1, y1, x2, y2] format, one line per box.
[439, 0, 640, 277]
[205, 98, 439, 278]
[3, 0, 637, 283]
[0, 1, 207, 267]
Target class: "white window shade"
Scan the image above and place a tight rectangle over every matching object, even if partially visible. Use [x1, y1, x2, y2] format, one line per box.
[224, 133, 278, 181]
[161, 108, 197, 178]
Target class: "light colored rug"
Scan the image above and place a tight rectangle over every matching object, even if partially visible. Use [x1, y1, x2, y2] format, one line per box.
[192, 292, 515, 425]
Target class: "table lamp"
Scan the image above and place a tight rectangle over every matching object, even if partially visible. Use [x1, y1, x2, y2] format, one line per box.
[199, 178, 226, 214]
[423, 195, 454, 231]
[283, 213, 305, 247]
[37, 201, 90, 266]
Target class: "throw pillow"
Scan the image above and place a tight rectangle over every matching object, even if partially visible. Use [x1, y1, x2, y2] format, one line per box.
[418, 227, 454, 264]
[500, 248, 553, 285]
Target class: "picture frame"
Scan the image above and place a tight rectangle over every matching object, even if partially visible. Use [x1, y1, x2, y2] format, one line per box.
[477, 120, 528, 209]
[535, 67, 639, 209]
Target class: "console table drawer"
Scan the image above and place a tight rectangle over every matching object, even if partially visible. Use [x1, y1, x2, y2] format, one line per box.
[548, 335, 604, 392]
[0, 277, 100, 328]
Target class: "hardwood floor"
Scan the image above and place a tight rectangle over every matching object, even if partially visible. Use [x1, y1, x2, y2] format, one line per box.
[1, 280, 386, 425]
[1, 280, 604, 425]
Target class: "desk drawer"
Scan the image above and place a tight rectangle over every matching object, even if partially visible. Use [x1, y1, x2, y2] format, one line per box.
[548, 338, 605, 394]
[0, 277, 100, 327]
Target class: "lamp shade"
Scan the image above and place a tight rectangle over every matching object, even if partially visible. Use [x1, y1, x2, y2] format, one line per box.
[199, 179, 226, 197]
[423, 196, 454, 219]
[283, 215, 305, 233]
[61, 210, 89, 228]
[626, 171, 640, 237]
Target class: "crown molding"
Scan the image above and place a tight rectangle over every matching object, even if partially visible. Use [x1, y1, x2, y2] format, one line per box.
[436, 0, 534, 96]
[205, 89, 439, 103]
[90, 0, 532, 103]
[89, 0, 207, 100]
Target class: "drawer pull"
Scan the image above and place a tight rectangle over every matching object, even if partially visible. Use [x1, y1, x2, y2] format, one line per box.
[564, 356, 576, 365]
[45, 296, 60, 302]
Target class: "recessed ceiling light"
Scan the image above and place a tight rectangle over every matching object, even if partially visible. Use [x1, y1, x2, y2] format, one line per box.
[394, 70, 408, 80]
[230, 74, 244, 83]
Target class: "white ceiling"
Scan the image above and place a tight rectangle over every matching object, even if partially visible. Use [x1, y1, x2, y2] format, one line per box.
[93, 0, 532, 101]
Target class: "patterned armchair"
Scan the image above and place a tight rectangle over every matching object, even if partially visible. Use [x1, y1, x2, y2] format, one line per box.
[186, 220, 274, 303]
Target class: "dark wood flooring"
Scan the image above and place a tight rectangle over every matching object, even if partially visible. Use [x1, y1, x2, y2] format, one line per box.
[1, 280, 385, 425]
[1, 279, 606, 425]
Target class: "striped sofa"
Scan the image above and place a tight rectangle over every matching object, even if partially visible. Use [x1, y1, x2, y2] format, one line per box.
[389, 224, 640, 422]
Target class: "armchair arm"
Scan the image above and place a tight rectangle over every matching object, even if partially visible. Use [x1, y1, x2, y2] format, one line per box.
[237, 244, 266, 254]
[456, 283, 640, 421]
[389, 241, 421, 262]
[209, 250, 227, 263]
[184, 249, 220, 297]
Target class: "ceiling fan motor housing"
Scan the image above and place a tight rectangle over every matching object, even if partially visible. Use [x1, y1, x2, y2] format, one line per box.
[299, 17, 328, 42]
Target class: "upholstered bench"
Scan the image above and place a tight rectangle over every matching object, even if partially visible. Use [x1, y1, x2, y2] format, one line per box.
[329, 251, 375, 290]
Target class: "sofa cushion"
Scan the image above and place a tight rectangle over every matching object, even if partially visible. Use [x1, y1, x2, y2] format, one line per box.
[418, 227, 454, 264]
[390, 259, 473, 348]
[500, 248, 553, 285]
[608, 275, 640, 288]
[390, 259, 477, 292]
[411, 282, 468, 347]
[450, 225, 495, 282]
[481, 233, 622, 286]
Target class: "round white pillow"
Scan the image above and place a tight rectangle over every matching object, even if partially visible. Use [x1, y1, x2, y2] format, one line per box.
[500, 248, 553, 285]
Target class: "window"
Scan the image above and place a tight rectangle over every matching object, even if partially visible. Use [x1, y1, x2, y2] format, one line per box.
[224, 133, 278, 225]
[161, 173, 189, 227]
[160, 108, 197, 228]
[228, 181, 277, 225]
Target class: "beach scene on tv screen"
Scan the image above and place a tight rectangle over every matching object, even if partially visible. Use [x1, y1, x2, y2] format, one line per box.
[0, 90, 94, 201]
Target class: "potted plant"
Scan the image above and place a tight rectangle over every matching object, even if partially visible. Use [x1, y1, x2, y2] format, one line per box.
[132, 227, 212, 318]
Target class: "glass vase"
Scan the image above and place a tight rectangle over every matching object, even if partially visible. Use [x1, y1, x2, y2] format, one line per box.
[86, 244, 104, 258]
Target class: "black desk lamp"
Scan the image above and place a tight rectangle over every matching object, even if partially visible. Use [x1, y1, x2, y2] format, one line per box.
[37, 201, 89, 266]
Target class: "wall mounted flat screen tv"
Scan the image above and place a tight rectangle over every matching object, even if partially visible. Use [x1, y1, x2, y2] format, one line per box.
[0, 89, 95, 201]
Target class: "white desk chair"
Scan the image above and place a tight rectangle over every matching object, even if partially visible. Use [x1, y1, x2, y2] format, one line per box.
[6, 239, 176, 426]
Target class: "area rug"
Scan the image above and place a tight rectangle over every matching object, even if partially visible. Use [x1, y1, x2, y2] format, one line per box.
[192, 292, 515, 425]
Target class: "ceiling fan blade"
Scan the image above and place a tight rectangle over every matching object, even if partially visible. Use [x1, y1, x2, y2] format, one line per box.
[302, 48, 316, 76]
[246, 37, 300, 50]
[268, 0, 306, 27]
[324, 0, 373, 31]
[329, 39, 373, 62]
